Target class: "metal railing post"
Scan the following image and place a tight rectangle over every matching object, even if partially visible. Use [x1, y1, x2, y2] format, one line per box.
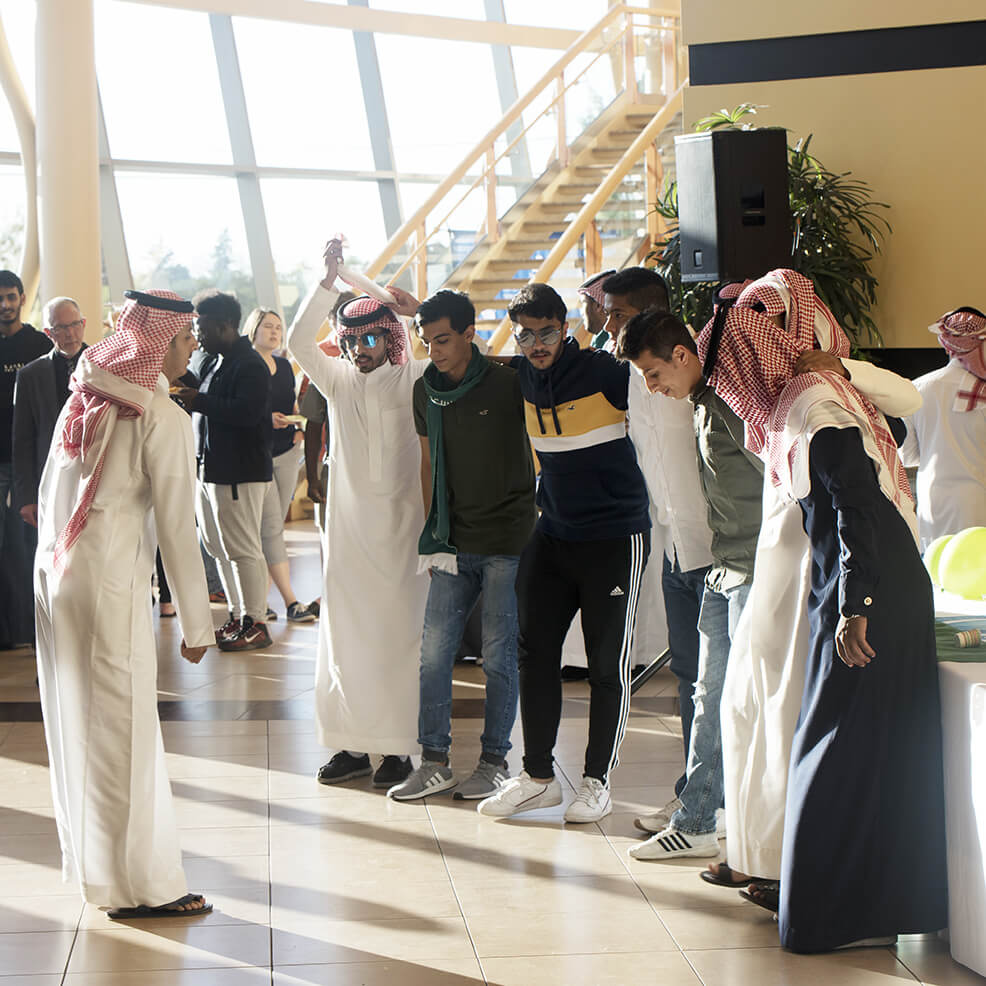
[415, 223, 428, 300]
[485, 147, 499, 243]
[556, 75, 568, 168]
[623, 11, 638, 103]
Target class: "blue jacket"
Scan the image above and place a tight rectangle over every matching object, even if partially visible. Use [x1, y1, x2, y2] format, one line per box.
[512, 338, 650, 541]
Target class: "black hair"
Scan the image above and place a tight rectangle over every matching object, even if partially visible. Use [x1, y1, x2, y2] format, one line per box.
[415, 289, 475, 334]
[193, 289, 242, 329]
[602, 267, 670, 314]
[0, 270, 24, 294]
[330, 290, 357, 322]
[508, 282, 567, 325]
[615, 307, 697, 362]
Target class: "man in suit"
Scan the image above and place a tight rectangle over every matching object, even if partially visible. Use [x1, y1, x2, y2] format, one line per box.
[13, 296, 87, 529]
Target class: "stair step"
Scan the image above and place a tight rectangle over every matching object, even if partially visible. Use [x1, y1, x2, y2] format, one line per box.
[535, 202, 581, 215]
[516, 221, 567, 233]
[485, 259, 541, 271]
[556, 181, 600, 192]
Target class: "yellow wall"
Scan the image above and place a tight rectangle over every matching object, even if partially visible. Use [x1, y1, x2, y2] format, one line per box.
[681, 3, 986, 348]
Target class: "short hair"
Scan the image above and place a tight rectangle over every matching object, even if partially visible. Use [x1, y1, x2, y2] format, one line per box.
[42, 296, 81, 328]
[508, 282, 567, 325]
[602, 267, 670, 314]
[615, 308, 697, 362]
[330, 290, 357, 324]
[415, 290, 475, 334]
[242, 307, 281, 343]
[0, 270, 24, 294]
[193, 289, 241, 329]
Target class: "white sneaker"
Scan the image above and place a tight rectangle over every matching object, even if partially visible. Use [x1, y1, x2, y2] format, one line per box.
[564, 776, 612, 823]
[634, 796, 683, 833]
[628, 824, 720, 860]
[716, 807, 726, 840]
[477, 771, 563, 817]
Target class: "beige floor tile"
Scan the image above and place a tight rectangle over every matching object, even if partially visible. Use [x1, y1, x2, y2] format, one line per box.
[627, 858, 758, 913]
[2, 723, 47, 744]
[189, 675, 313, 701]
[267, 719, 319, 735]
[268, 819, 437, 858]
[65, 968, 271, 985]
[0, 894, 83, 933]
[181, 854, 270, 891]
[80, 886, 270, 930]
[0, 930, 76, 975]
[429, 807, 611, 848]
[0, 723, 15, 743]
[684, 944, 920, 985]
[266, 733, 328, 755]
[173, 799, 269, 830]
[610, 785, 679, 816]
[67, 923, 271, 973]
[602, 760, 684, 791]
[269, 793, 429, 826]
[171, 776, 270, 803]
[0, 832, 62, 867]
[1, 860, 84, 896]
[468, 903, 677, 957]
[0, 977, 62, 986]
[274, 957, 485, 985]
[164, 753, 268, 780]
[272, 915, 475, 966]
[659, 902, 781, 950]
[481, 949, 702, 986]
[271, 877, 461, 925]
[270, 846, 443, 888]
[180, 826, 269, 858]
[164, 734, 269, 757]
[894, 937, 986, 985]
[160, 722, 268, 739]
[0, 805, 56, 837]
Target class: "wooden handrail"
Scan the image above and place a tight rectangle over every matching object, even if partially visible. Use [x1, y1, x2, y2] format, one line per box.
[487, 83, 686, 354]
[365, 2, 678, 280]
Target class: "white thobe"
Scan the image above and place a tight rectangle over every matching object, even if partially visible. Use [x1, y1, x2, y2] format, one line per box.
[899, 358, 986, 547]
[35, 377, 214, 908]
[288, 284, 428, 754]
[723, 359, 921, 879]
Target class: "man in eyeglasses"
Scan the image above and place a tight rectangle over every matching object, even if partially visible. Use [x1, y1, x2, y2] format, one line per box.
[287, 240, 427, 791]
[478, 282, 651, 824]
[13, 297, 87, 531]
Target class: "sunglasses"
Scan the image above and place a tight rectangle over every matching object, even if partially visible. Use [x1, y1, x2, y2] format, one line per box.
[340, 330, 389, 352]
[513, 326, 562, 349]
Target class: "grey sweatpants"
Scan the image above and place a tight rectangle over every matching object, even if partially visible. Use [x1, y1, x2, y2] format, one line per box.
[196, 479, 269, 623]
[261, 447, 301, 567]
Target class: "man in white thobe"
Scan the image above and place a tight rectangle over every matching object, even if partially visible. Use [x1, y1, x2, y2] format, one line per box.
[900, 306, 986, 546]
[287, 241, 429, 790]
[35, 290, 216, 918]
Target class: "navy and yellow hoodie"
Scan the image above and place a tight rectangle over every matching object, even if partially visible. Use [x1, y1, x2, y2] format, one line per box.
[511, 338, 650, 541]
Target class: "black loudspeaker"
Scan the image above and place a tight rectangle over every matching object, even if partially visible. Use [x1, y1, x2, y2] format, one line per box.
[675, 128, 791, 283]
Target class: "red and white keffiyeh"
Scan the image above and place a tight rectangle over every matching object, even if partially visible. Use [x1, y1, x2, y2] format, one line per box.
[697, 269, 918, 545]
[928, 308, 986, 411]
[336, 295, 408, 366]
[52, 290, 193, 572]
[577, 269, 617, 308]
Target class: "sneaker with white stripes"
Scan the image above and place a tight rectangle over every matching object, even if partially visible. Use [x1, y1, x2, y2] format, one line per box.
[387, 760, 456, 801]
[564, 776, 612, 823]
[453, 759, 509, 800]
[627, 824, 719, 860]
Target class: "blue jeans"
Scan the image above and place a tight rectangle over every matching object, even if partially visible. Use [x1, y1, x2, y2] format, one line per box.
[672, 581, 750, 835]
[418, 553, 520, 760]
[661, 553, 710, 794]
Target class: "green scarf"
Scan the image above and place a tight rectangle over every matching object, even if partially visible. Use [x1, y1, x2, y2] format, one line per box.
[418, 344, 489, 563]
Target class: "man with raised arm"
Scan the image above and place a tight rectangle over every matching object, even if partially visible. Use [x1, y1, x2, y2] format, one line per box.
[287, 239, 427, 790]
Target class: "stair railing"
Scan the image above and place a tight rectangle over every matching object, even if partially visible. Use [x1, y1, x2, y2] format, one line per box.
[364, 3, 680, 296]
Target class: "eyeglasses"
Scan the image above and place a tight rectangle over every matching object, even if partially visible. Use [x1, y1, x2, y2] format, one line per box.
[513, 326, 562, 349]
[340, 331, 389, 352]
[49, 319, 84, 333]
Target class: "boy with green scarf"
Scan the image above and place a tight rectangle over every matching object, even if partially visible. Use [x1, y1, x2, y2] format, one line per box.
[388, 291, 536, 802]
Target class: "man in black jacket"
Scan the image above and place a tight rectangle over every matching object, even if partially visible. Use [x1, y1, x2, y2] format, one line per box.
[174, 290, 273, 651]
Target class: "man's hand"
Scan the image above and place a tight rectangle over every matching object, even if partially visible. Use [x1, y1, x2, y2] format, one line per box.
[180, 641, 208, 665]
[322, 238, 344, 290]
[19, 504, 37, 528]
[386, 286, 421, 318]
[170, 386, 199, 408]
[794, 351, 849, 379]
[272, 411, 292, 429]
[835, 615, 874, 668]
[307, 475, 325, 504]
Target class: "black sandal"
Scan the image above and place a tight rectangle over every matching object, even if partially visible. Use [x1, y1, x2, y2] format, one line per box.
[700, 863, 772, 889]
[107, 893, 213, 920]
[739, 881, 779, 913]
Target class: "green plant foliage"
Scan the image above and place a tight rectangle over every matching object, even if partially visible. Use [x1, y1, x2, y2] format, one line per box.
[650, 105, 891, 344]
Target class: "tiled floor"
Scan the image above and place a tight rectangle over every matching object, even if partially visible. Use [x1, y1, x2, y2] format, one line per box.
[0, 522, 982, 984]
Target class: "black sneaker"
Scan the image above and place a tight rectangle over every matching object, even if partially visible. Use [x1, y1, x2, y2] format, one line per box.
[317, 751, 372, 785]
[286, 601, 317, 624]
[216, 616, 240, 644]
[373, 755, 413, 788]
[218, 616, 272, 652]
[266, 607, 278, 622]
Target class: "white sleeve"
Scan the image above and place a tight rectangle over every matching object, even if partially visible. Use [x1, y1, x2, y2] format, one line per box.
[287, 282, 345, 399]
[842, 357, 923, 417]
[146, 404, 215, 649]
[898, 415, 920, 468]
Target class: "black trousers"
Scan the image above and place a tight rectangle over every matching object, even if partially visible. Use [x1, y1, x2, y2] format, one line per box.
[517, 529, 650, 783]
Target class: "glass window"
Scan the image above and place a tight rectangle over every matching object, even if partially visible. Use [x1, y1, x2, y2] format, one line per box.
[0, 0, 37, 152]
[95, 1, 232, 164]
[503, 0, 607, 29]
[234, 18, 375, 172]
[376, 35, 501, 174]
[368, 0, 484, 17]
[115, 171, 256, 313]
[0, 163, 26, 269]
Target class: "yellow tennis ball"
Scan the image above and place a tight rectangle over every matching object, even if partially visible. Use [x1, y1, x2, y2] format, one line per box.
[923, 534, 954, 588]
[939, 527, 986, 600]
